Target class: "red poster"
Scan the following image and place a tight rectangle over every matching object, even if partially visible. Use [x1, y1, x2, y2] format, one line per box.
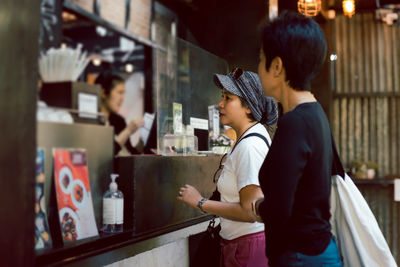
[53, 149, 98, 243]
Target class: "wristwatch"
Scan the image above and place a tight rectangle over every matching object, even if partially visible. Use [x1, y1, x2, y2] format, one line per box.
[197, 198, 208, 213]
[251, 198, 263, 220]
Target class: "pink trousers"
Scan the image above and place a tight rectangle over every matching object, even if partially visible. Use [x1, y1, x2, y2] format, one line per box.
[220, 231, 270, 267]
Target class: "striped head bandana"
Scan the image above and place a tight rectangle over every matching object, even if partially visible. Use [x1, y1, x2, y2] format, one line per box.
[214, 68, 278, 125]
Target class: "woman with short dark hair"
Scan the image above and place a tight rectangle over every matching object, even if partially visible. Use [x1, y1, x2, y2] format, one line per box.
[253, 11, 343, 267]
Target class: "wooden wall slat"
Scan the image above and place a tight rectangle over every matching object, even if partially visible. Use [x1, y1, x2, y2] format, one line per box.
[354, 98, 362, 159]
[369, 98, 377, 166]
[376, 97, 383, 176]
[394, 26, 400, 93]
[362, 97, 369, 161]
[384, 24, 393, 93]
[389, 98, 397, 175]
[349, 15, 357, 93]
[370, 16, 378, 93]
[335, 15, 343, 93]
[356, 14, 364, 93]
[377, 22, 385, 92]
[333, 99, 340, 148]
[342, 16, 350, 93]
[363, 13, 372, 93]
[382, 98, 389, 177]
[398, 97, 400, 175]
[340, 98, 348, 164]
[391, 196, 399, 261]
[347, 98, 355, 162]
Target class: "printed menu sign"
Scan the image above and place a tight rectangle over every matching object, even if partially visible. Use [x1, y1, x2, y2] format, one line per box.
[34, 148, 52, 250]
[53, 149, 98, 243]
[173, 102, 183, 134]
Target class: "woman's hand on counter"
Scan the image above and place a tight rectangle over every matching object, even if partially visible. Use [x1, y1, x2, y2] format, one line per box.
[177, 184, 203, 209]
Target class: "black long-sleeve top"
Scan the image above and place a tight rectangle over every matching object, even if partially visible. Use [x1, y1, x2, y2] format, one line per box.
[258, 102, 333, 264]
[109, 112, 139, 155]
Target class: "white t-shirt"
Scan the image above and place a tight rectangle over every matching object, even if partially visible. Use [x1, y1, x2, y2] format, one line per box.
[217, 123, 271, 240]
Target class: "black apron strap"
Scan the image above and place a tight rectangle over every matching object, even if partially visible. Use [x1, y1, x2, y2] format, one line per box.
[242, 133, 270, 148]
[230, 132, 270, 154]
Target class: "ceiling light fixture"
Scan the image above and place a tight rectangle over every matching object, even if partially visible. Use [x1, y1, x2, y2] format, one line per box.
[343, 0, 355, 18]
[125, 63, 134, 73]
[298, 0, 322, 17]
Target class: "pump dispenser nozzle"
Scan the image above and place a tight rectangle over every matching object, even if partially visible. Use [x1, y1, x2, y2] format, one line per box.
[110, 174, 119, 192]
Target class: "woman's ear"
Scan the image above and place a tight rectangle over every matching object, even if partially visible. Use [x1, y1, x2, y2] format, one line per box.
[271, 57, 284, 78]
[101, 89, 107, 100]
[245, 106, 252, 115]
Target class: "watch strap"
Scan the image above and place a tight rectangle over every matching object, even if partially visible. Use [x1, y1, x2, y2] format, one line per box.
[198, 198, 208, 213]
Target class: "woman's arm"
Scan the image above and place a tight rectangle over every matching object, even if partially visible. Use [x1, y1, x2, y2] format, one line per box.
[177, 184, 263, 223]
[115, 117, 144, 148]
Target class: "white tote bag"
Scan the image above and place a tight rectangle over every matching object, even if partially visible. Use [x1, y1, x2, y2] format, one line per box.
[330, 173, 397, 267]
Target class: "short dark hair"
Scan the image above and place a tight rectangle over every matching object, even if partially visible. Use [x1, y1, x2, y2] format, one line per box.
[260, 10, 327, 91]
[94, 71, 124, 95]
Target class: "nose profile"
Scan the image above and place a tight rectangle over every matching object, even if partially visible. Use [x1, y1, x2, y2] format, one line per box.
[218, 99, 224, 109]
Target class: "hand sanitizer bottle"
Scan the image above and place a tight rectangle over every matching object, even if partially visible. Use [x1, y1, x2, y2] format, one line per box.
[102, 174, 123, 233]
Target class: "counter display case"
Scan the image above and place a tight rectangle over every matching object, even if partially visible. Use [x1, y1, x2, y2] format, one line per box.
[116, 155, 221, 235]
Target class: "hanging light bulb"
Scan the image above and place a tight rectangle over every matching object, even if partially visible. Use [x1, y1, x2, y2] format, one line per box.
[343, 0, 355, 18]
[125, 63, 134, 73]
[297, 0, 322, 17]
[92, 57, 102, 66]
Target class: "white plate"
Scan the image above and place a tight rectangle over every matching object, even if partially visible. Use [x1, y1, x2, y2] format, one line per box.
[70, 179, 87, 209]
[59, 207, 81, 241]
[58, 166, 73, 194]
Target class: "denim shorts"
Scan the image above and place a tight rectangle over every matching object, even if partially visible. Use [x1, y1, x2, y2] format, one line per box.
[274, 237, 342, 267]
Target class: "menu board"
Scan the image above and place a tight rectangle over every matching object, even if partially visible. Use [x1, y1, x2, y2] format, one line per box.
[53, 149, 98, 243]
[34, 148, 52, 250]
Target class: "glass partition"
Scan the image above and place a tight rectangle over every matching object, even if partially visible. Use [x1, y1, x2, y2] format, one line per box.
[154, 36, 229, 152]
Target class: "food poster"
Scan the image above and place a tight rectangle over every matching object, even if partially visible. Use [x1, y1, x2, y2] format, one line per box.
[34, 148, 52, 250]
[53, 149, 98, 243]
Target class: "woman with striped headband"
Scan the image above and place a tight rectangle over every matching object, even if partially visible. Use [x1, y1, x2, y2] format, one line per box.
[178, 68, 278, 267]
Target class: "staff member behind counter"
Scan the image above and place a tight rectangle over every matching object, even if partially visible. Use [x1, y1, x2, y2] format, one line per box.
[95, 71, 144, 155]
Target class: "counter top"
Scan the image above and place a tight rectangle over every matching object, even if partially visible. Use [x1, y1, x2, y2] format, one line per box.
[35, 215, 213, 266]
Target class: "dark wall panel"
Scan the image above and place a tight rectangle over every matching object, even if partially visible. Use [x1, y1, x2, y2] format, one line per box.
[0, 0, 40, 266]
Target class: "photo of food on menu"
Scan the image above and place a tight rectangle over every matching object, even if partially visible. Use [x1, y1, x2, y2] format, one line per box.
[53, 148, 98, 243]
